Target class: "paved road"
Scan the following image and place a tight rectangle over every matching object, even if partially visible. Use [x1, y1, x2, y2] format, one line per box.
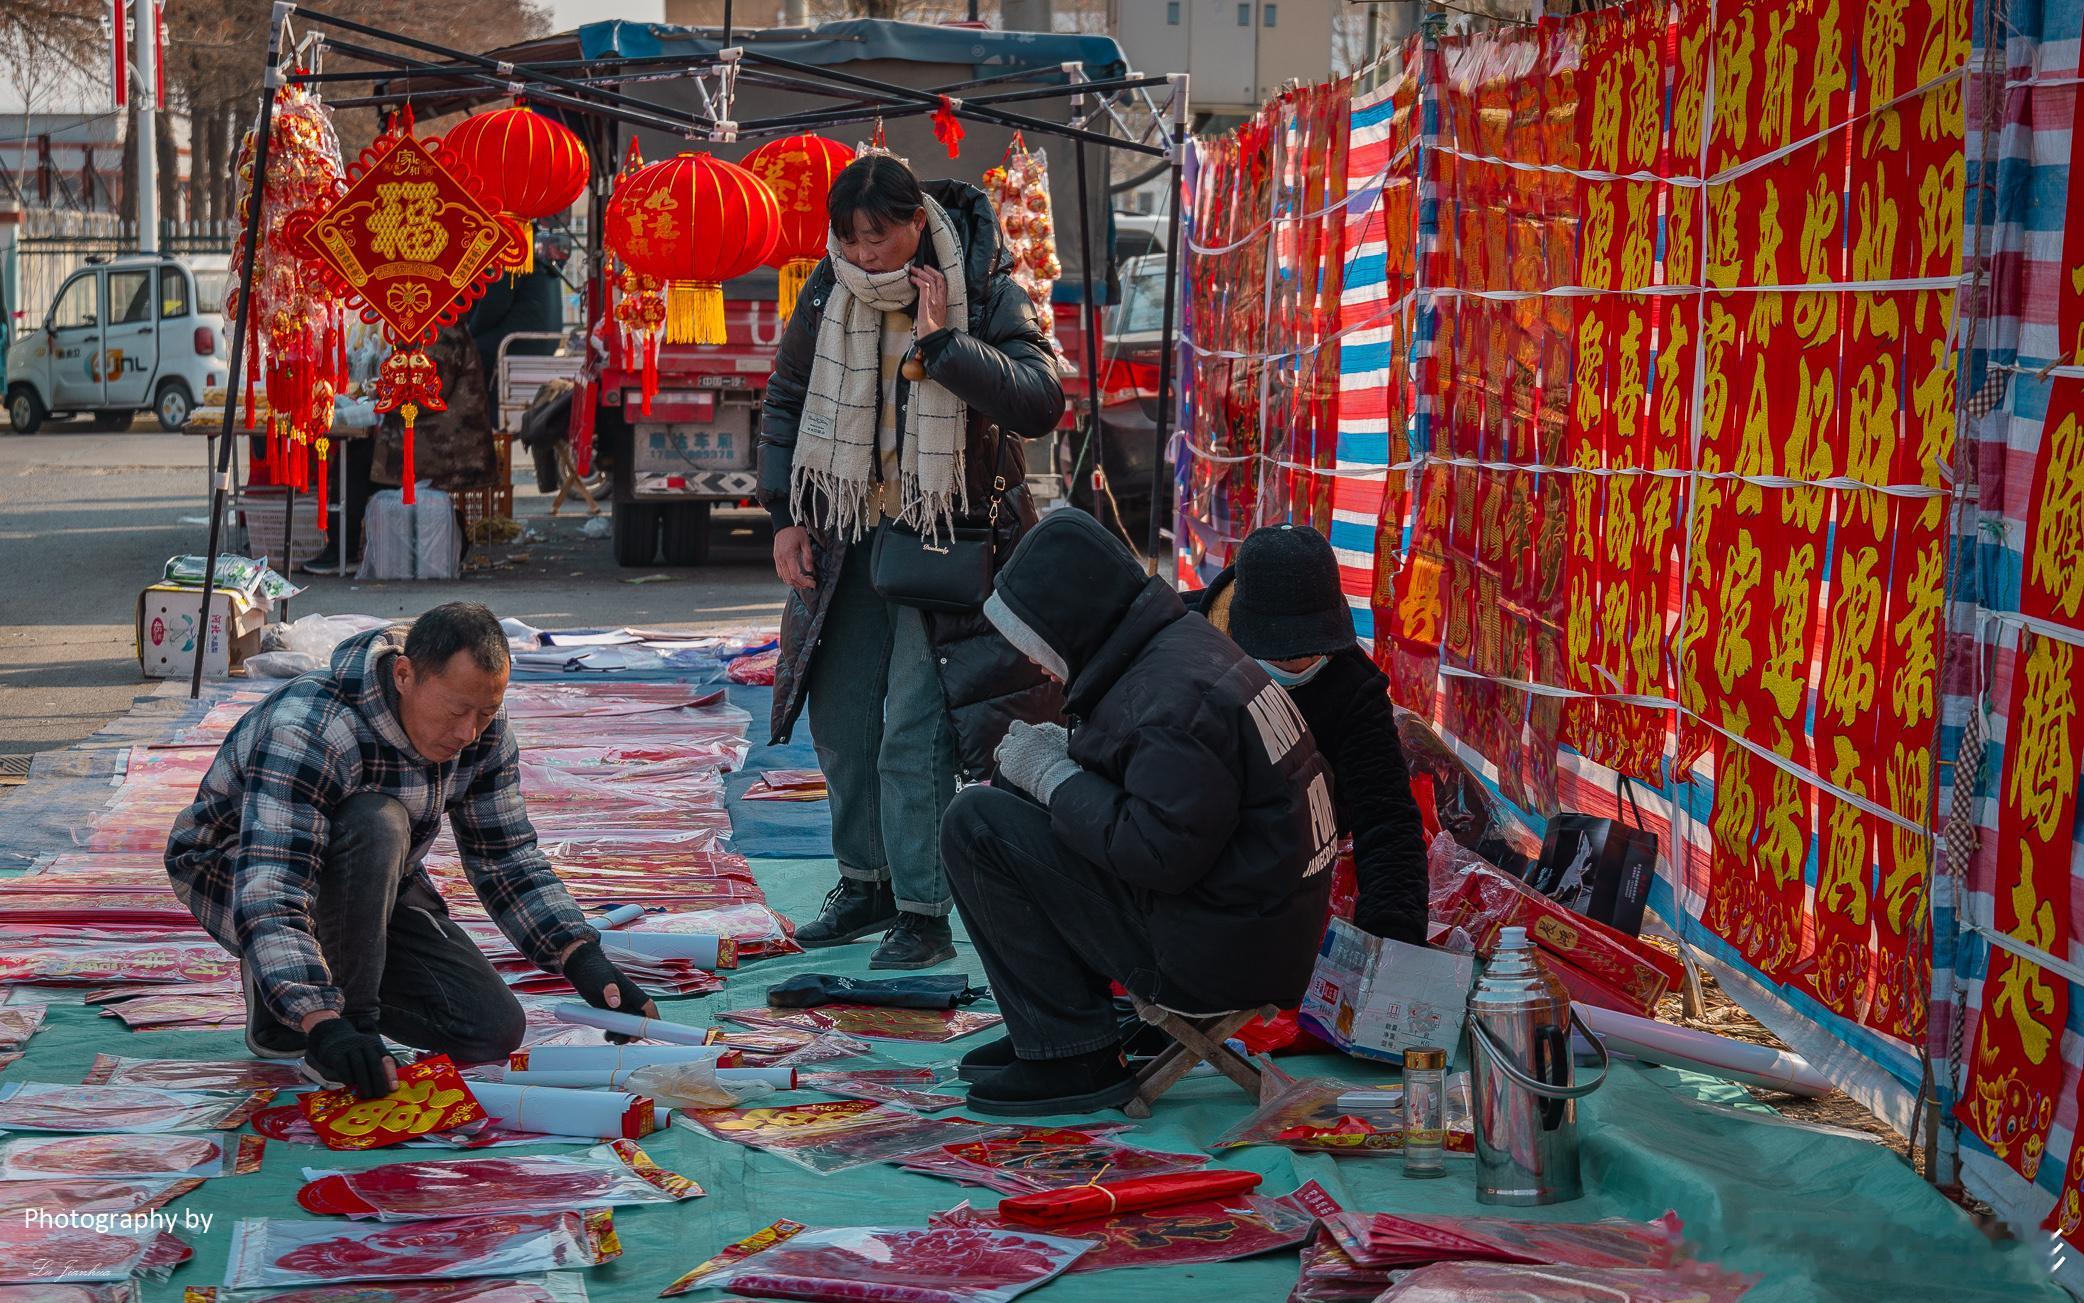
[0, 424, 784, 756]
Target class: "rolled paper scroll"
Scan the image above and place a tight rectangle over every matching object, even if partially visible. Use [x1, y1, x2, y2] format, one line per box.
[550, 1002, 711, 1046]
[513, 1044, 727, 1073]
[467, 1081, 660, 1140]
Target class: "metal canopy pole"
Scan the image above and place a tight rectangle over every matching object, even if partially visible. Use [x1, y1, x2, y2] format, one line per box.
[1145, 74, 1187, 571]
[192, 0, 293, 698]
[1069, 71, 1106, 538]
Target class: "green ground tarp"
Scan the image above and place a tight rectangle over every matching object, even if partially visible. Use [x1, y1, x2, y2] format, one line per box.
[0, 684, 2065, 1300]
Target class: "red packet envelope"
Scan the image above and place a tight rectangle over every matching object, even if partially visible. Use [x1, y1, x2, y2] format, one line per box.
[300, 1056, 486, 1151]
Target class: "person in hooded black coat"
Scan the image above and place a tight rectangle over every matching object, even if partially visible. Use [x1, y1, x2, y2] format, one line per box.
[941, 511, 1338, 1116]
[757, 155, 1065, 972]
[1184, 524, 1430, 945]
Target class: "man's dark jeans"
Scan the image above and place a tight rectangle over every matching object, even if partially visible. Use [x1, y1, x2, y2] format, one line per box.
[271, 792, 526, 1064]
[941, 784, 1166, 1060]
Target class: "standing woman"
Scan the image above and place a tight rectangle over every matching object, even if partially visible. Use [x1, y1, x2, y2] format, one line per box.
[758, 153, 1066, 969]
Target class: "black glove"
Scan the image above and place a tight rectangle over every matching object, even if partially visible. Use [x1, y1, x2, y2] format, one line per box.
[305, 1016, 396, 1100]
[1359, 909, 1430, 948]
[563, 941, 658, 1042]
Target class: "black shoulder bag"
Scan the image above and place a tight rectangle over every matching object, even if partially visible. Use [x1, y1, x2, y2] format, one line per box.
[869, 423, 1007, 613]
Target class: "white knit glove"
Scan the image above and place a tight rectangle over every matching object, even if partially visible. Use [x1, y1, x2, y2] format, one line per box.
[993, 721, 1082, 804]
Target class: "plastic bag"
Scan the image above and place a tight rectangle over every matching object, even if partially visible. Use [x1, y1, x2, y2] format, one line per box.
[223, 1211, 620, 1288]
[357, 489, 464, 582]
[1288, 1227, 1393, 1302]
[661, 1222, 1090, 1302]
[241, 651, 322, 679]
[1210, 1075, 1474, 1157]
[800, 1068, 963, 1113]
[182, 1278, 587, 1303]
[298, 1140, 700, 1221]
[0, 1133, 263, 1179]
[622, 1063, 780, 1109]
[260, 613, 386, 659]
[83, 1056, 314, 1092]
[6, 1283, 139, 1303]
[1376, 1261, 1758, 1302]
[1324, 1210, 1690, 1270]
[900, 1127, 1205, 1195]
[0, 1177, 202, 1217]
[0, 1084, 271, 1134]
[675, 1100, 1011, 1175]
[934, 1185, 1323, 1275]
[0, 1221, 175, 1284]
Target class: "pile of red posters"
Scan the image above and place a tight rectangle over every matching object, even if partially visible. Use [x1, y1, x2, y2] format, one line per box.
[720, 1004, 1001, 1044]
[222, 1211, 621, 1288]
[899, 1126, 1204, 1195]
[0, 1000, 46, 1049]
[622, 904, 801, 960]
[0, 1133, 264, 1179]
[0, 1178, 203, 1217]
[1323, 1210, 1690, 1271]
[297, 1140, 701, 1220]
[1289, 1227, 1394, 1302]
[1376, 1261, 1759, 1302]
[800, 1068, 963, 1113]
[661, 1221, 1089, 1302]
[0, 942, 238, 986]
[676, 1100, 1010, 1175]
[0, 1085, 272, 1134]
[96, 990, 244, 1032]
[299, 1057, 484, 1151]
[933, 1181, 1335, 1275]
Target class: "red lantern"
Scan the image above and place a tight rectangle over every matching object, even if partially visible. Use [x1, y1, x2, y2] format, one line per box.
[741, 134, 855, 318]
[605, 152, 780, 345]
[440, 106, 590, 273]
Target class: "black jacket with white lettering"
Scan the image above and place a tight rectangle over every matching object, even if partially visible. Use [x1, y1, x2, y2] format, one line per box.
[991, 511, 1337, 1011]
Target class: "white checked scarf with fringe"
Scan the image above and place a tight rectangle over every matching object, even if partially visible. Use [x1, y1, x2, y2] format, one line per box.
[790, 195, 970, 543]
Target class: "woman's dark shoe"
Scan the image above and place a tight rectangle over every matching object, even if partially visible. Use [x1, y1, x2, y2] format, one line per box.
[963, 1046, 1138, 1116]
[868, 912, 955, 970]
[795, 878, 899, 948]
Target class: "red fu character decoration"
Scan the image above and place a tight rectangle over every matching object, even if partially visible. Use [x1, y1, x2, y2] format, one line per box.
[605, 152, 780, 346]
[741, 134, 855, 319]
[439, 105, 590, 273]
[291, 109, 522, 504]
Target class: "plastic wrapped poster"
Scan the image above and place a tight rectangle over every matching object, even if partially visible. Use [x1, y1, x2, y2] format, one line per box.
[598, 930, 730, 969]
[661, 1222, 1089, 1303]
[467, 1082, 660, 1140]
[0, 1220, 187, 1284]
[297, 1140, 701, 1221]
[0, 943, 240, 986]
[83, 1057, 315, 1092]
[995, 1170, 1262, 1226]
[0, 1003, 46, 1048]
[675, 1099, 1011, 1175]
[0, 1283, 140, 1303]
[934, 1185, 1321, 1275]
[1210, 1076, 1474, 1157]
[221, 1211, 621, 1289]
[900, 1127, 1205, 1195]
[619, 1063, 788, 1108]
[0, 1178, 203, 1217]
[1376, 1261, 1759, 1302]
[299, 1056, 485, 1151]
[799, 1069, 963, 1114]
[0, 1133, 264, 1180]
[181, 1278, 587, 1303]
[1288, 1228, 1393, 1302]
[1324, 1210, 1689, 1270]
[622, 904, 801, 960]
[719, 1004, 1003, 1044]
[712, 1028, 873, 1067]
[0, 1084, 272, 1134]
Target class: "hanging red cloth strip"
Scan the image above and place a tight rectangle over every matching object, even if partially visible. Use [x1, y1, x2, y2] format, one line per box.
[931, 96, 964, 158]
[995, 1170, 1262, 1228]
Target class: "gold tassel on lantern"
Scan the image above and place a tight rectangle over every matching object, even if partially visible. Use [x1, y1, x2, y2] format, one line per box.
[777, 257, 816, 320]
[516, 223, 535, 275]
[666, 280, 727, 345]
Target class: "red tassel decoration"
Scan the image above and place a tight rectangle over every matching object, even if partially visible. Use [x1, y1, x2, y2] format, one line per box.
[399, 411, 416, 505]
[570, 375, 596, 477]
[314, 439, 330, 532]
[244, 313, 260, 431]
[642, 335, 658, 416]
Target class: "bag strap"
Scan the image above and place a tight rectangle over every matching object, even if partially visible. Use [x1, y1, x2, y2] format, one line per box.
[1615, 773, 1646, 831]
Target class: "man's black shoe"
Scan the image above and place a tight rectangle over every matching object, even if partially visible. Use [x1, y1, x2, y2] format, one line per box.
[964, 1046, 1137, 1117]
[956, 1035, 1018, 1082]
[795, 878, 899, 948]
[242, 964, 306, 1059]
[869, 912, 956, 970]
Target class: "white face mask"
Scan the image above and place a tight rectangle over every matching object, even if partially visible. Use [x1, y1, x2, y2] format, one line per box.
[1257, 656, 1328, 688]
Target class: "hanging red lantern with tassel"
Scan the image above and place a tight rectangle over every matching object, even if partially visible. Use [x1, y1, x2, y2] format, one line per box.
[605, 152, 780, 346]
[438, 105, 590, 273]
[291, 106, 522, 505]
[741, 133, 854, 319]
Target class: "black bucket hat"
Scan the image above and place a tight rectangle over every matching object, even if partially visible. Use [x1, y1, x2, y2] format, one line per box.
[1225, 523, 1355, 660]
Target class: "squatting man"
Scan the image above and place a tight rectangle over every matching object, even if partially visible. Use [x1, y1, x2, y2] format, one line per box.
[166, 602, 658, 1099]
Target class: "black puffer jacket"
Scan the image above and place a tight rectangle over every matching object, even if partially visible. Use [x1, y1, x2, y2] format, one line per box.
[1187, 566, 1430, 944]
[757, 179, 1066, 776]
[989, 512, 1337, 1011]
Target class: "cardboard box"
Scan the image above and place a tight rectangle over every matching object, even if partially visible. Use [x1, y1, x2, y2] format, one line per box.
[137, 584, 269, 678]
[1297, 918, 1475, 1066]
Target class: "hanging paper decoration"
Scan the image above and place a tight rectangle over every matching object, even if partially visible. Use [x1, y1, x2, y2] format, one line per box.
[438, 105, 590, 273]
[982, 137, 1068, 370]
[223, 82, 347, 526]
[604, 152, 780, 346]
[742, 133, 856, 319]
[933, 96, 966, 159]
[291, 109, 523, 505]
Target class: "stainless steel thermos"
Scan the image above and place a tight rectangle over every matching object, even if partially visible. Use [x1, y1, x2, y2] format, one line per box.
[1465, 925, 1609, 1205]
